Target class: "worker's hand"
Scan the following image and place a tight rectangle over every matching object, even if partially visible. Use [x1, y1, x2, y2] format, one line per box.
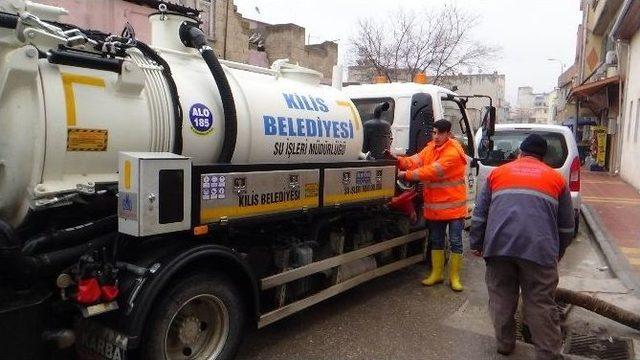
[384, 149, 398, 161]
[471, 249, 483, 257]
[397, 171, 406, 180]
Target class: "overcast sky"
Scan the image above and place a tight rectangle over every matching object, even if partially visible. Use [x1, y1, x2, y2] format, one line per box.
[234, 0, 582, 105]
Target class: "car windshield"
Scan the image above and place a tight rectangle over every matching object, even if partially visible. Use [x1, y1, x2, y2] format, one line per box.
[478, 130, 568, 168]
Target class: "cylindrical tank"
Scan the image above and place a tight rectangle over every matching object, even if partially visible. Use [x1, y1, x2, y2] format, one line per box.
[0, 11, 363, 227]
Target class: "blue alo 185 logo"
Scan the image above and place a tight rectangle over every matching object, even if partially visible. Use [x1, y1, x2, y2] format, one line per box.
[189, 103, 214, 135]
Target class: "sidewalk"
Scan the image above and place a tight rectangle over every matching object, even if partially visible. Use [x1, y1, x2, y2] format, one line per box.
[581, 171, 640, 281]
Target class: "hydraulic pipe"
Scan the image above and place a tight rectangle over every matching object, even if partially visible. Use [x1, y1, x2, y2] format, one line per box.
[179, 23, 237, 163]
[0, 12, 18, 29]
[22, 215, 117, 255]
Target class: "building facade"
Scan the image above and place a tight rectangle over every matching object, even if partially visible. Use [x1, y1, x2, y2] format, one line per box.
[36, 0, 338, 79]
[436, 73, 508, 125]
[612, 0, 640, 190]
[554, 63, 579, 124]
[563, 0, 624, 173]
[347, 67, 509, 126]
[513, 87, 551, 124]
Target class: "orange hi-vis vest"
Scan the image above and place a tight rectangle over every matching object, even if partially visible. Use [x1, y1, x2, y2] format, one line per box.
[398, 138, 468, 221]
[488, 157, 565, 198]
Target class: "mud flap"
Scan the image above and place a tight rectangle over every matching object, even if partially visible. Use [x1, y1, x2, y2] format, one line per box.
[76, 321, 128, 360]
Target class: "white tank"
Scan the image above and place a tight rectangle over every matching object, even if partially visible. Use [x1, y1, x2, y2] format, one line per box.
[0, 10, 363, 227]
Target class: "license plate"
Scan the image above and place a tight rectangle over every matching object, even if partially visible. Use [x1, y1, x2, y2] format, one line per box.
[76, 321, 128, 360]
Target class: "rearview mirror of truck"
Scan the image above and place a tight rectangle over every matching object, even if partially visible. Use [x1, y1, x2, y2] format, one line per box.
[472, 105, 497, 174]
[481, 105, 496, 138]
[479, 105, 496, 155]
[408, 93, 434, 155]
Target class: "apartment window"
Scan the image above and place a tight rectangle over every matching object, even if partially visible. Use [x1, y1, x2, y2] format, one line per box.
[635, 100, 640, 143]
[629, 100, 634, 141]
[197, 0, 215, 40]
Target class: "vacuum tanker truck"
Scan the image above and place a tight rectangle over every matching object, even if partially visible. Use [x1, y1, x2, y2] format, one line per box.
[0, 1, 495, 359]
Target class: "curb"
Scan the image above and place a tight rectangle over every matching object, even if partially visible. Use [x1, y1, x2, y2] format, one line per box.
[581, 203, 640, 296]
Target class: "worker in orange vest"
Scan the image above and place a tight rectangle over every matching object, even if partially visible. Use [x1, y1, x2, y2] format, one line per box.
[395, 119, 468, 291]
[470, 134, 574, 358]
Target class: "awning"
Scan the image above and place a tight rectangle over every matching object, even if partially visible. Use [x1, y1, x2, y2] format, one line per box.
[568, 75, 620, 99]
[561, 118, 598, 126]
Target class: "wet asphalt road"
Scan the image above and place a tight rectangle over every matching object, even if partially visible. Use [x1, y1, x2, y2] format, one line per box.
[236, 220, 610, 360]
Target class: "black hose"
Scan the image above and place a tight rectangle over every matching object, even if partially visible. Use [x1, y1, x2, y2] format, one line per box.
[48, 49, 123, 73]
[0, 12, 18, 29]
[21, 215, 117, 255]
[556, 287, 640, 331]
[179, 23, 237, 163]
[18, 233, 114, 279]
[36, 233, 112, 270]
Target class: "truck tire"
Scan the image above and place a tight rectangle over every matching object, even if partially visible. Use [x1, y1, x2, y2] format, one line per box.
[141, 273, 245, 360]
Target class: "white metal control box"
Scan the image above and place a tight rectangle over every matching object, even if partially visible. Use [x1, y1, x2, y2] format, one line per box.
[118, 152, 192, 237]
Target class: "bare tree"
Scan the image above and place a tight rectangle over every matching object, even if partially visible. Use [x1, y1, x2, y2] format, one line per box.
[350, 4, 500, 84]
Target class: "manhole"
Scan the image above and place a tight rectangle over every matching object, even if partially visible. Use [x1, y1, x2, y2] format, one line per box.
[564, 333, 633, 360]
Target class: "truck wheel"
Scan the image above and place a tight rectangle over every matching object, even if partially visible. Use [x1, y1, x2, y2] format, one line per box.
[142, 273, 245, 360]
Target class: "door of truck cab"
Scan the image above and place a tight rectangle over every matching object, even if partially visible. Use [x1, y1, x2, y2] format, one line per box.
[351, 92, 477, 222]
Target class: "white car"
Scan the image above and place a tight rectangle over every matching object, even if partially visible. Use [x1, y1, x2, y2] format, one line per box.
[474, 124, 582, 236]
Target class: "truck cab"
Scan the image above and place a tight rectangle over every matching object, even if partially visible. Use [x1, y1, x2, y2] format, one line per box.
[343, 82, 480, 222]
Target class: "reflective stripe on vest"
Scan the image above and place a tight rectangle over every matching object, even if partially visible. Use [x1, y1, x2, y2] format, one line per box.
[559, 227, 574, 234]
[423, 179, 466, 188]
[424, 200, 467, 210]
[492, 188, 558, 206]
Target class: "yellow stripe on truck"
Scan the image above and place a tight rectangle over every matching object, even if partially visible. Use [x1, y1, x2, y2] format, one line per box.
[324, 188, 394, 205]
[61, 73, 106, 127]
[124, 160, 131, 190]
[201, 197, 320, 223]
[201, 188, 393, 223]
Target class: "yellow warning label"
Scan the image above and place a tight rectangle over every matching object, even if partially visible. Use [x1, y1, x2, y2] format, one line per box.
[67, 129, 108, 151]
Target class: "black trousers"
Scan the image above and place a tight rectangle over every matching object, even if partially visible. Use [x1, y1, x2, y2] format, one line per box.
[485, 257, 562, 360]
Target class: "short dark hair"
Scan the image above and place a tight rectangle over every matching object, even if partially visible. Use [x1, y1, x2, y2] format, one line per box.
[519, 150, 544, 160]
[433, 119, 452, 133]
[519, 134, 547, 158]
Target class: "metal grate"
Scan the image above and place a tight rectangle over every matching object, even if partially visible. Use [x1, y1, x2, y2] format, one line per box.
[564, 333, 633, 360]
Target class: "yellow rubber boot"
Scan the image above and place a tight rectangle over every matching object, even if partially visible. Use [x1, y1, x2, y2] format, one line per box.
[422, 250, 445, 286]
[449, 253, 464, 292]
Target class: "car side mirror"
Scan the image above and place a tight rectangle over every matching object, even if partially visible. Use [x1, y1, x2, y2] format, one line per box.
[473, 106, 497, 175]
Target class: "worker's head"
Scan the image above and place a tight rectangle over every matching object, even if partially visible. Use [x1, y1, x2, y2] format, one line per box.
[519, 134, 547, 160]
[431, 119, 452, 146]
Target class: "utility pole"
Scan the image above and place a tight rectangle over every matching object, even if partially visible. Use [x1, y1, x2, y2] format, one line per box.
[223, 0, 231, 59]
[547, 58, 566, 84]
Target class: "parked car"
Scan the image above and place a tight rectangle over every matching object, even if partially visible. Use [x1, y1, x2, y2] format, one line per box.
[474, 124, 582, 237]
